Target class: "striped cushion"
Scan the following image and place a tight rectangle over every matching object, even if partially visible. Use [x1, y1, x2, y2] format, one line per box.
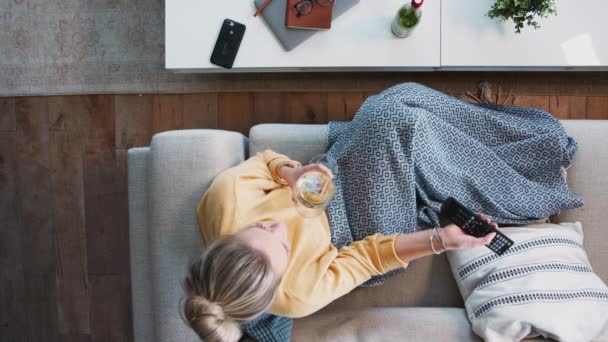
[447, 222, 608, 341]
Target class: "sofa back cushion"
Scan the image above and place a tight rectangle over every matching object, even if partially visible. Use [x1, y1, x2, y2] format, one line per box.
[553, 120, 608, 282]
[249, 124, 329, 162]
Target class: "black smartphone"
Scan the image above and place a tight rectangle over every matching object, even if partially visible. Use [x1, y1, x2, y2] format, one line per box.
[210, 19, 246, 69]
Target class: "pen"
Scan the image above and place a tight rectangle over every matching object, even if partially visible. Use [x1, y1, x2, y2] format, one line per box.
[253, 0, 273, 17]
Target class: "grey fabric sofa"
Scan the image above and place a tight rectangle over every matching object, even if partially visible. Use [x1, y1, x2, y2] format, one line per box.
[128, 121, 608, 341]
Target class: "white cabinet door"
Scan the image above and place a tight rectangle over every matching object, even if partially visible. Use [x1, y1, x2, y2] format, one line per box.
[441, 0, 608, 70]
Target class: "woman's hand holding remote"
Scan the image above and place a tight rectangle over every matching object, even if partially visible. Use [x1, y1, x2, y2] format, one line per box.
[394, 217, 496, 264]
[441, 223, 496, 251]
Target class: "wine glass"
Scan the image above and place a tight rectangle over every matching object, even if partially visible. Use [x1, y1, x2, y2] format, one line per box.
[294, 154, 338, 218]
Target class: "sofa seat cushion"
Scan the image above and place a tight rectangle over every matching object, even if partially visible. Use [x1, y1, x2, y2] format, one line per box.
[292, 307, 553, 341]
[292, 307, 481, 341]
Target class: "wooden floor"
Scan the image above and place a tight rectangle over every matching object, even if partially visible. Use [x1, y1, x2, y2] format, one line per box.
[1, 90, 608, 341]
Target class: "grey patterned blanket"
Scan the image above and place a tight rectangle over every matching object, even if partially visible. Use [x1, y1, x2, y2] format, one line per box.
[243, 82, 583, 341]
[326, 82, 583, 286]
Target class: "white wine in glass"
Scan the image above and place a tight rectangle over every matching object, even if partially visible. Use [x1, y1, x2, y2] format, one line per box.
[294, 154, 337, 218]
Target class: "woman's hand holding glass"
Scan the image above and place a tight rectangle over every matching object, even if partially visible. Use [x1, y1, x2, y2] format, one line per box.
[277, 154, 337, 218]
[279, 163, 334, 203]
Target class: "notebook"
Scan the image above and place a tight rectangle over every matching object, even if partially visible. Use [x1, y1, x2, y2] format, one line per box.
[254, 0, 360, 51]
[285, 0, 333, 30]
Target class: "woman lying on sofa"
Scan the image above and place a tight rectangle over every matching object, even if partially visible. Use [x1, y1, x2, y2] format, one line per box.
[183, 149, 497, 342]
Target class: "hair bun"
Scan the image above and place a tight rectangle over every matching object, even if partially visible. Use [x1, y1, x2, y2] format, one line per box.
[184, 295, 241, 342]
[188, 296, 224, 320]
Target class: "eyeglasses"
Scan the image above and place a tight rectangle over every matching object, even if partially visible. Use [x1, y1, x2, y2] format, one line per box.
[294, 0, 335, 17]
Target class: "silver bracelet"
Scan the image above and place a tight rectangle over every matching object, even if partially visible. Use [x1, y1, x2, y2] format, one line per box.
[430, 228, 442, 255]
[438, 227, 448, 251]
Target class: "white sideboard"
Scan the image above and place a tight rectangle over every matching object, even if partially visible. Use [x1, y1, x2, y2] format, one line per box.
[166, 0, 608, 72]
[166, 0, 440, 72]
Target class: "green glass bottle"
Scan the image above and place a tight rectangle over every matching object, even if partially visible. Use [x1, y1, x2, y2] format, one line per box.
[391, 0, 423, 38]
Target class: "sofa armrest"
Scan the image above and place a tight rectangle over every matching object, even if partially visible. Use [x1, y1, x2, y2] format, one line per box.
[128, 147, 155, 342]
[129, 129, 247, 342]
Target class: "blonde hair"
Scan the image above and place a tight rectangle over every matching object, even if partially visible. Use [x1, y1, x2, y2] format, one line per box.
[183, 235, 280, 342]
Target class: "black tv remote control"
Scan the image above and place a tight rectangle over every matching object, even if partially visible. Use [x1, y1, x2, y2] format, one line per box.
[440, 197, 514, 255]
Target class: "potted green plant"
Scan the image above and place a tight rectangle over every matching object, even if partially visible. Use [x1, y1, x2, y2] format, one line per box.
[488, 0, 557, 33]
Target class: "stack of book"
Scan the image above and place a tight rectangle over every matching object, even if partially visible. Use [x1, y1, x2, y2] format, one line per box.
[254, 0, 360, 51]
[285, 0, 334, 30]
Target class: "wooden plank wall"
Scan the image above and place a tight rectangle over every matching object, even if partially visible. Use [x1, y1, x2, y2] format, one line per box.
[0, 92, 607, 340]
